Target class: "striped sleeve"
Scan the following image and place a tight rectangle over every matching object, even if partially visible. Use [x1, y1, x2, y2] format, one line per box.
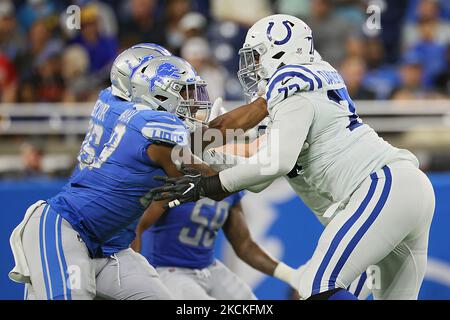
[265, 64, 323, 110]
[141, 114, 189, 147]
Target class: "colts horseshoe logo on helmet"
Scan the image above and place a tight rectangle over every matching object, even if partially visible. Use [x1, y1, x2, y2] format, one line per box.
[266, 20, 295, 45]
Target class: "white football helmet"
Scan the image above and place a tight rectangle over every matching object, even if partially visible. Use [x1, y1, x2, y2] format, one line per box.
[130, 55, 211, 132]
[110, 43, 171, 101]
[238, 14, 316, 98]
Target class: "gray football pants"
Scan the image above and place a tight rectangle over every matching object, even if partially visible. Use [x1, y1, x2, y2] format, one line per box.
[156, 260, 257, 300]
[22, 202, 173, 300]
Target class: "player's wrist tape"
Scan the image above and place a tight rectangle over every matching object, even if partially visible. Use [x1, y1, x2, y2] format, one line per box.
[274, 262, 296, 285]
[200, 174, 226, 200]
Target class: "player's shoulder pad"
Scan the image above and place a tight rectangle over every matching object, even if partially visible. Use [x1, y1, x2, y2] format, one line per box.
[140, 111, 189, 147]
[265, 64, 323, 110]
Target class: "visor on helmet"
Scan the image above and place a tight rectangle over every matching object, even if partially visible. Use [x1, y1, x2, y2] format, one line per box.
[176, 80, 211, 131]
[237, 44, 266, 100]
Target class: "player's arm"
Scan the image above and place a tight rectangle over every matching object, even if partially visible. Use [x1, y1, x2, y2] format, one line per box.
[131, 200, 166, 252]
[218, 96, 314, 193]
[150, 96, 314, 205]
[222, 201, 298, 288]
[144, 118, 217, 178]
[199, 98, 268, 150]
[208, 97, 268, 136]
[147, 143, 184, 177]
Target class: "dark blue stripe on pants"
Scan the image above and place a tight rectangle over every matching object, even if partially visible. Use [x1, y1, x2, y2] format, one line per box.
[39, 204, 51, 299]
[57, 216, 71, 299]
[39, 205, 70, 299]
[354, 272, 368, 298]
[328, 166, 392, 290]
[312, 172, 379, 295]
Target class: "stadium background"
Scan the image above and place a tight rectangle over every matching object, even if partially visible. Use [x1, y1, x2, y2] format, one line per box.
[1, 0, 450, 299]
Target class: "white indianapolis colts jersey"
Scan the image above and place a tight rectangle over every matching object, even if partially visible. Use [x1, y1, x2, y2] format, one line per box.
[264, 59, 419, 222]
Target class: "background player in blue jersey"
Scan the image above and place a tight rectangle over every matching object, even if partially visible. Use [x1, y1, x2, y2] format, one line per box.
[9, 53, 214, 300]
[132, 191, 292, 300]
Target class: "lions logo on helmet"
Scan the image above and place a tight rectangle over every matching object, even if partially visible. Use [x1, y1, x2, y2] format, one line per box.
[110, 43, 171, 101]
[149, 63, 182, 92]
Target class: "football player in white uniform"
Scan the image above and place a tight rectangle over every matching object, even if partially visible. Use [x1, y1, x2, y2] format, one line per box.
[150, 14, 436, 300]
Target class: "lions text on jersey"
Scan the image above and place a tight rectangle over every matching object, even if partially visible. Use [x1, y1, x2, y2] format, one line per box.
[49, 107, 189, 258]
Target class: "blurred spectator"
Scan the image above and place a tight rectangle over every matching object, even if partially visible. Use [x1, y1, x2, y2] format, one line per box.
[61, 0, 118, 39]
[305, 0, 359, 66]
[15, 17, 59, 77]
[15, 17, 65, 101]
[0, 53, 17, 102]
[339, 56, 376, 100]
[17, 0, 59, 31]
[61, 44, 91, 102]
[362, 37, 400, 99]
[434, 44, 450, 96]
[379, 0, 409, 64]
[0, 0, 446, 104]
[0, 0, 26, 62]
[333, 0, 366, 28]
[276, 0, 310, 18]
[163, 0, 192, 53]
[20, 40, 64, 102]
[179, 11, 207, 40]
[211, 0, 273, 27]
[19, 140, 48, 178]
[181, 37, 226, 101]
[71, 3, 117, 76]
[118, 0, 166, 49]
[405, 19, 447, 88]
[391, 52, 443, 100]
[402, 0, 450, 49]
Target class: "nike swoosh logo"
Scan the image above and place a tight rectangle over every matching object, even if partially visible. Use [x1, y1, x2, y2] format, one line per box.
[182, 183, 195, 195]
[281, 77, 291, 85]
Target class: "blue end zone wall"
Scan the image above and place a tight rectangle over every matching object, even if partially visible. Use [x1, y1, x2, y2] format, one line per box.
[1, 173, 450, 300]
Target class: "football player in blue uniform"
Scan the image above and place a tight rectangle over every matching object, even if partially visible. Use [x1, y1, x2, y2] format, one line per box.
[9, 53, 212, 300]
[132, 191, 290, 300]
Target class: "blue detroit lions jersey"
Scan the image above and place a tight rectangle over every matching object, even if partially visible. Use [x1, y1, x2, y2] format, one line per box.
[65, 88, 138, 257]
[141, 192, 244, 269]
[77, 87, 134, 171]
[49, 107, 189, 258]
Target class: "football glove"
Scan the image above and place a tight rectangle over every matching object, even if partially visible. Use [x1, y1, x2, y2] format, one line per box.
[151, 166, 226, 208]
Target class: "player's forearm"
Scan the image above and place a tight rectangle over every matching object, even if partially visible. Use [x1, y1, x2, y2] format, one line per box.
[235, 240, 298, 288]
[219, 101, 313, 192]
[208, 97, 268, 140]
[234, 240, 278, 276]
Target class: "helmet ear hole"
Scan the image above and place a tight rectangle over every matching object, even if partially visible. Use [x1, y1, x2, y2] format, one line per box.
[272, 52, 285, 59]
[154, 95, 168, 102]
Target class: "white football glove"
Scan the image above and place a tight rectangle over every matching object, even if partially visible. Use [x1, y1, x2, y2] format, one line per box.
[209, 97, 226, 121]
[274, 262, 302, 290]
